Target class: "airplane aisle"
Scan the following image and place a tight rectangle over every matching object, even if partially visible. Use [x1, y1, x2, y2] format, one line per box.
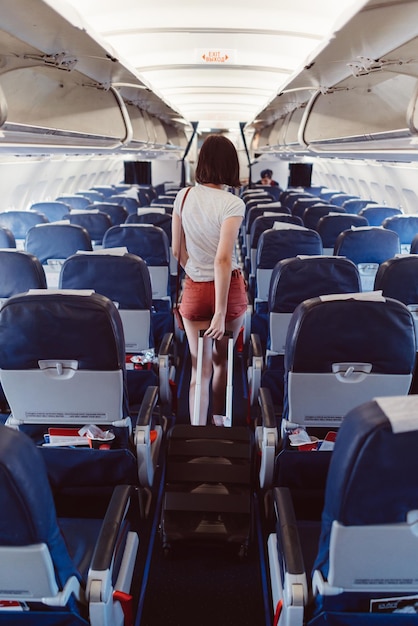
[134, 339, 272, 626]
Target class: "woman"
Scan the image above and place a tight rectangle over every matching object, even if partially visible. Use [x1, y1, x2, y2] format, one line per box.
[172, 134, 247, 425]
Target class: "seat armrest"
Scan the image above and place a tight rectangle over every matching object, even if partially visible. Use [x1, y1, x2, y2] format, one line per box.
[88, 484, 133, 577]
[135, 386, 162, 487]
[273, 487, 306, 581]
[157, 332, 174, 406]
[256, 387, 279, 489]
[248, 333, 263, 406]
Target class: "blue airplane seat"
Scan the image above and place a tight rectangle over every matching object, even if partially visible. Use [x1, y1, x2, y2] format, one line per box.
[252, 256, 361, 410]
[245, 214, 303, 279]
[382, 214, 418, 253]
[359, 204, 403, 226]
[328, 192, 359, 206]
[107, 194, 140, 215]
[268, 395, 418, 626]
[282, 293, 415, 436]
[103, 223, 173, 342]
[0, 423, 139, 626]
[333, 226, 400, 290]
[250, 225, 323, 353]
[63, 210, 112, 246]
[406, 229, 418, 255]
[0, 249, 47, 414]
[55, 194, 91, 210]
[25, 222, 93, 287]
[75, 189, 105, 202]
[252, 224, 323, 309]
[341, 198, 377, 214]
[302, 204, 346, 231]
[89, 184, 116, 198]
[291, 197, 322, 219]
[0, 225, 15, 247]
[317, 213, 368, 254]
[59, 251, 174, 413]
[0, 210, 48, 246]
[86, 202, 128, 226]
[30, 201, 70, 222]
[0, 291, 162, 491]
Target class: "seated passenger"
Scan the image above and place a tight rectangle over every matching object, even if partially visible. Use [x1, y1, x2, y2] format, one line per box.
[257, 168, 279, 187]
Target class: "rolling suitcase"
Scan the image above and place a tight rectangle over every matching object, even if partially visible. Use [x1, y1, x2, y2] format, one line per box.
[160, 330, 254, 558]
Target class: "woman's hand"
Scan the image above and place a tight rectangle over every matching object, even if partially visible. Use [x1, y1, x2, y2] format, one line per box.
[204, 312, 225, 340]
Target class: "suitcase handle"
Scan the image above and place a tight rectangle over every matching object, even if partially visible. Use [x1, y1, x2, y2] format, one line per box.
[193, 329, 234, 426]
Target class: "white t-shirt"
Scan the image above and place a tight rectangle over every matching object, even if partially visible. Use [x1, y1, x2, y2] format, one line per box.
[173, 185, 245, 282]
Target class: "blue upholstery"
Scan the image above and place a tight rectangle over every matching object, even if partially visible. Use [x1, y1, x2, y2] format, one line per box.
[0, 210, 48, 239]
[107, 194, 140, 215]
[86, 202, 128, 226]
[334, 226, 400, 265]
[283, 294, 415, 428]
[25, 223, 93, 263]
[328, 193, 359, 206]
[0, 423, 139, 625]
[261, 256, 361, 408]
[290, 197, 321, 219]
[268, 396, 418, 625]
[30, 201, 70, 222]
[75, 190, 105, 202]
[56, 195, 91, 210]
[316, 214, 368, 251]
[359, 205, 402, 226]
[334, 226, 400, 290]
[382, 214, 418, 252]
[103, 224, 170, 295]
[374, 255, 418, 304]
[63, 211, 112, 245]
[302, 204, 346, 230]
[0, 249, 46, 295]
[126, 210, 172, 241]
[0, 226, 15, 248]
[341, 198, 377, 214]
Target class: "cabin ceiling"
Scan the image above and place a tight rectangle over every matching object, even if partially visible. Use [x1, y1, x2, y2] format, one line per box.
[61, 0, 366, 133]
[0, 0, 418, 157]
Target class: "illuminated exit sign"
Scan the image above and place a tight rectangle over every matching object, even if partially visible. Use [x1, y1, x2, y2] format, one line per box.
[196, 49, 236, 64]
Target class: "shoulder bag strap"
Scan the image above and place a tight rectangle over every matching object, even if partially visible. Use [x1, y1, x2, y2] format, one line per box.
[175, 186, 192, 306]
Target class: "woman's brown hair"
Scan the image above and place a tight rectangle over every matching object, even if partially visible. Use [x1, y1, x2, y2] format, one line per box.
[195, 134, 241, 188]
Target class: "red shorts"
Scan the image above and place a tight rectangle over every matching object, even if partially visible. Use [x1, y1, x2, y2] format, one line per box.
[180, 270, 247, 322]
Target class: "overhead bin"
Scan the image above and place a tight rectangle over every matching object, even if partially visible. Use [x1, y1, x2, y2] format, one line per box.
[0, 0, 189, 152]
[248, 0, 418, 159]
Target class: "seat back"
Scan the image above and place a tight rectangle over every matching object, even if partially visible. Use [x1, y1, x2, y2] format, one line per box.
[0, 210, 48, 247]
[0, 290, 129, 426]
[107, 194, 140, 215]
[254, 224, 323, 305]
[63, 210, 112, 245]
[283, 293, 416, 430]
[247, 214, 303, 277]
[0, 424, 79, 597]
[374, 255, 418, 350]
[302, 204, 346, 230]
[30, 201, 70, 222]
[0, 226, 16, 248]
[359, 204, 403, 226]
[341, 198, 377, 214]
[313, 396, 418, 613]
[86, 202, 128, 226]
[60, 252, 153, 352]
[25, 223, 93, 287]
[268, 256, 361, 355]
[334, 226, 400, 290]
[0, 249, 46, 304]
[316, 213, 368, 254]
[382, 214, 418, 253]
[55, 195, 90, 210]
[103, 224, 171, 302]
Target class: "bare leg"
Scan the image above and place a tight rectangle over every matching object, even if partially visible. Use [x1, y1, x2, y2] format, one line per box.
[183, 318, 213, 425]
[212, 314, 245, 415]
